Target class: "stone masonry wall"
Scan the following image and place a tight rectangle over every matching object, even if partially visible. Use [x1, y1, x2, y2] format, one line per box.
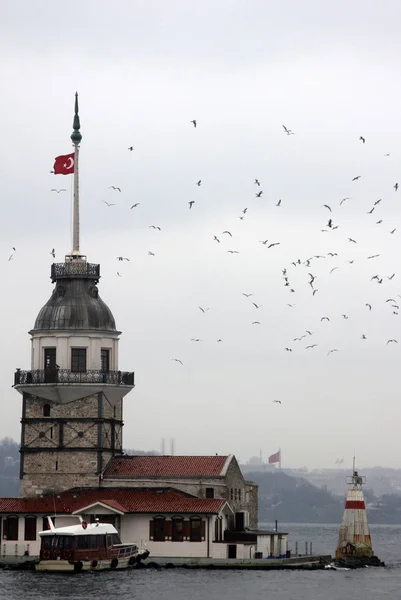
[21, 391, 124, 497]
[20, 450, 103, 497]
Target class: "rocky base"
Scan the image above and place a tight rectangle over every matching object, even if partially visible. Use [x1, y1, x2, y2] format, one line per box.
[333, 555, 385, 569]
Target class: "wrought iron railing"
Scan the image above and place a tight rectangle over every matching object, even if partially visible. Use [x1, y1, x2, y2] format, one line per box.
[51, 262, 100, 282]
[14, 369, 134, 386]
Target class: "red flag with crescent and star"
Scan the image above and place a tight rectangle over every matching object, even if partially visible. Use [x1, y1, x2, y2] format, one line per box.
[53, 153, 74, 175]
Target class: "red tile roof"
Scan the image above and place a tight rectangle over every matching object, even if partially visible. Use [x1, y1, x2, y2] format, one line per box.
[0, 488, 225, 515]
[103, 455, 229, 478]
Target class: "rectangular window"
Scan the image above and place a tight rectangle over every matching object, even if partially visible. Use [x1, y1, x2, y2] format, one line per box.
[71, 348, 87, 373]
[24, 516, 37, 541]
[230, 488, 234, 501]
[4, 516, 19, 541]
[190, 519, 201, 542]
[154, 519, 165, 542]
[238, 489, 242, 502]
[101, 349, 110, 373]
[205, 487, 214, 499]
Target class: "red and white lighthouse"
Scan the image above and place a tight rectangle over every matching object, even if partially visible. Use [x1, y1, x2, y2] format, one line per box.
[335, 469, 373, 559]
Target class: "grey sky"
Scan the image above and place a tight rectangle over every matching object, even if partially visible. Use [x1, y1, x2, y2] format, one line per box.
[1, 0, 401, 469]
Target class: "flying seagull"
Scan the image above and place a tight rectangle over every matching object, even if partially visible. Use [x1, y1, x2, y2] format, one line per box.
[196, 180, 202, 186]
[306, 344, 318, 349]
[323, 204, 332, 212]
[254, 179, 261, 186]
[252, 321, 261, 325]
[253, 303, 262, 309]
[128, 146, 133, 151]
[149, 225, 161, 230]
[189, 201, 195, 209]
[352, 176, 361, 181]
[268, 243, 280, 248]
[190, 120, 197, 128]
[394, 183, 399, 191]
[171, 358, 183, 364]
[222, 231, 232, 237]
[348, 238, 357, 243]
[242, 293, 254, 297]
[50, 249, 55, 258]
[213, 235, 220, 243]
[282, 125, 294, 135]
[359, 136, 366, 143]
[340, 197, 350, 205]
[227, 250, 239, 254]
[321, 316, 330, 321]
[327, 349, 338, 355]
[199, 307, 209, 313]
[51, 189, 67, 193]
[130, 203, 140, 209]
[273, 400, 282, 404]
[255, 191, 263, 198]
[190, 338, 202, 342]
[276, 199, 282, 206]
[386, 339, 398, 345]
[117, 256, 130, 261]
[109, 186, 121, 192]
[103, 201, 116, 207]
[148, 251, 155, 256]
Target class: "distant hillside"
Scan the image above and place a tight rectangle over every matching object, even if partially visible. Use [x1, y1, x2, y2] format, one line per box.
[247, 470, 343, 524]
[247, 469, 401, 525]
[0, 437, 19, 497]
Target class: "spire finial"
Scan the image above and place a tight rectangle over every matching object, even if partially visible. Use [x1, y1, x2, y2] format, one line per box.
[70, 92, 82, 144]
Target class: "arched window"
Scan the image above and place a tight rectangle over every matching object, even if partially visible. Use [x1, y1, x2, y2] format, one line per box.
[24, 516, 37, 541]
[43, 404, 51, 417]
[4, 515, 19, 541]
[172, 517, 183, 542]
[153, 516, 166, 542]
[190, 517, 202, 542]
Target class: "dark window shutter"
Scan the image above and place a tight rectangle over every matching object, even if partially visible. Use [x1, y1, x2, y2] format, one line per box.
[182, 520, 190, 540]
[149, 520, 155, 540]
[164, 519, 172, 540]
[200, 520, 206, 540]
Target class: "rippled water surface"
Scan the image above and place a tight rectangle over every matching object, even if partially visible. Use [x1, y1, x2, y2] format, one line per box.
[1, 524, 400, 600]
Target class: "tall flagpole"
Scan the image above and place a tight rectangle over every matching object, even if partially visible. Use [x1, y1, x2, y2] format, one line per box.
[70, 92, 82, 256]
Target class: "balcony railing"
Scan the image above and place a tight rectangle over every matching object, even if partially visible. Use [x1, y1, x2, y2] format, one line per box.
[14, 369, 134, 387]
[51, 262, 100, 282]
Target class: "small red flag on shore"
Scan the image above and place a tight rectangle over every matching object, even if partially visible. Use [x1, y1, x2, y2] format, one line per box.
[268, 450, 280, 464]
[53, 153, 74, 175]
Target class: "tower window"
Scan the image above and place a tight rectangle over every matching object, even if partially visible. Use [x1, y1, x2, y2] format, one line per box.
[101, 349, 110, 373]
[55, 460, 58, 471]
[205, 487, 214, 498]
[43, 404, 51, 417]
[71, 348, 87, 372]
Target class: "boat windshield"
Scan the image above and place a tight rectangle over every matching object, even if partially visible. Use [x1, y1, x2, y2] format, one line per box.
[42, 535, 74, 550]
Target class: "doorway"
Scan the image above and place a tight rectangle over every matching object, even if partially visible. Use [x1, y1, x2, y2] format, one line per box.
[44, 348, 57, 383]
[228, 545, 237, 559]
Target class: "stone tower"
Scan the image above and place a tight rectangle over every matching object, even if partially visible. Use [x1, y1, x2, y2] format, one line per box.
[14, 95, 134, 497]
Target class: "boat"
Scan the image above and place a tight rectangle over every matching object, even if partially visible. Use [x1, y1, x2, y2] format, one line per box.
[35, 516, 150, 572]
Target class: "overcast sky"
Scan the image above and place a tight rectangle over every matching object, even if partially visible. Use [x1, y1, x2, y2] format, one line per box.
[1, 0, 401, 470]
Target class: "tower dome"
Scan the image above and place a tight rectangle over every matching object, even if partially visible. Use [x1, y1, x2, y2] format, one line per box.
[33, 259, 116, 332]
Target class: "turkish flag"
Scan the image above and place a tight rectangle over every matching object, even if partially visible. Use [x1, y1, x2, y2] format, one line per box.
[268, 450, 280, 464]
[53, 153, 74, 175]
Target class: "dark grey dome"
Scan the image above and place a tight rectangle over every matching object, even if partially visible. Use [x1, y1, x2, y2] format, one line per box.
[33, 266, 116, 332]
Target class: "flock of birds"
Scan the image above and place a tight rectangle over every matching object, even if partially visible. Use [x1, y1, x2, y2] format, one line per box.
[6, 122, 401, 406]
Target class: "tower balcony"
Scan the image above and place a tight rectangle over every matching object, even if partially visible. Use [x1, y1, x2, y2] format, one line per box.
[13, 369, 134, 404]
[14, 368, 134, 386]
